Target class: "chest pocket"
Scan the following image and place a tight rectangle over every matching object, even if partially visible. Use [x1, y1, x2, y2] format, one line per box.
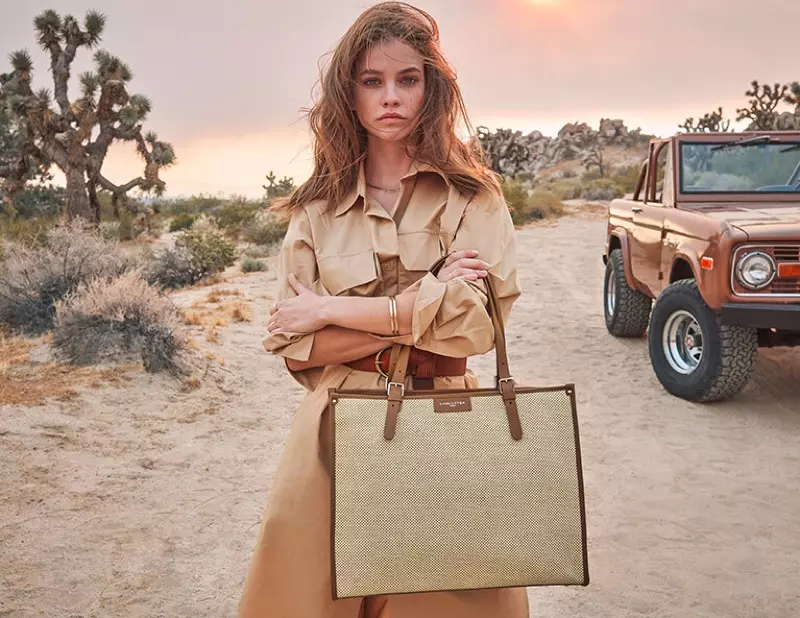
[397, 232, 443, 273]
[317, 250, 380, 297]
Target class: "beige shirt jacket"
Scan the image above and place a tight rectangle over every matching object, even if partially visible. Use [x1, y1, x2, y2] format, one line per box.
[238, 161, 528, 618]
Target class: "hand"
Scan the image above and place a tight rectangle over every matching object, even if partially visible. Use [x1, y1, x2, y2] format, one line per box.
[436, 250, 490, 283]
[267, 274, 327, 334]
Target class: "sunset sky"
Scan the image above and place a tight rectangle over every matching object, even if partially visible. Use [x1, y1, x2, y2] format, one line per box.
[1, 0, 798, 198]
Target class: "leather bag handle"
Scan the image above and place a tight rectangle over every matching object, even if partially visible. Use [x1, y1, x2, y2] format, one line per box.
[383, 255, 521, 441]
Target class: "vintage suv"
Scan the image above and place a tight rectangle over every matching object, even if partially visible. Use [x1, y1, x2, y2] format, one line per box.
[603, 131, 800, 402]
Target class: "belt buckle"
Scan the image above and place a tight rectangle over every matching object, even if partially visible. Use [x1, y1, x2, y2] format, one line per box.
[374, 347, 391, 385]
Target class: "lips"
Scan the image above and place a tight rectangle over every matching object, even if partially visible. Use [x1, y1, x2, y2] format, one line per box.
[378, 112, 405, 120]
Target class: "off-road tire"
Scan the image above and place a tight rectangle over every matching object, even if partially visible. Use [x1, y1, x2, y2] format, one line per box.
[604, 249, 652, 337]
[648, 279, 758, 402]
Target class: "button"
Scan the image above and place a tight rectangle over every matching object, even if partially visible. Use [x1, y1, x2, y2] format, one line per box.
[382, 262, 393, 271]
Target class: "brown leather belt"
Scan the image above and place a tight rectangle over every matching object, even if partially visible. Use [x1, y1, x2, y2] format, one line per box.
[346, 347, 467, 390]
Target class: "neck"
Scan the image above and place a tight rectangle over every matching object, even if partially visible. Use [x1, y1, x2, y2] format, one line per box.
[364, 136, 414, 189]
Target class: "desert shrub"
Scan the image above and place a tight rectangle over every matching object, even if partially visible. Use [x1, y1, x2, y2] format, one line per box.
[98, 220, 122, 241]
[0, 215, 59, 250]
[175, 228, 238, 275]
[610, 165, 643, 195]
[155, 193, 227, 217]
[242, 210, 289, 247]
[502, 179, 565, 225]
[501, 178, 530, 227]
[581, 178, 624, 201]
[53, 270, 186, 373]
[543, 178, 584, 201]
[144, 246, 209, 290]
[241, 257, 267, 273]
[169, 212, 198, 232]
[5, 185, 65, 219]
[0, 219, 140, 335]
[526, 189, 566, 220]
[214, 199, 261, 233]
[189, 213, 219, 234]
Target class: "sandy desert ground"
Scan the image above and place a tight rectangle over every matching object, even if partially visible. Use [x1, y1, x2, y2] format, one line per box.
[2, 207, 799, 617]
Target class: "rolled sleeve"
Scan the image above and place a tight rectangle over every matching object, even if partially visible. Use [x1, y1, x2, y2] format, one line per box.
[262, 207, 325, 389]
[408, 189, 521, 358]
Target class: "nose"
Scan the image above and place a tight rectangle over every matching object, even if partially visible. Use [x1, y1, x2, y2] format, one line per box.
[382, 82, 400, 107]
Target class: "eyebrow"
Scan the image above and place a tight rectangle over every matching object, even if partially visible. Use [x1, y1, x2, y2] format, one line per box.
[358, 66, 422, 77]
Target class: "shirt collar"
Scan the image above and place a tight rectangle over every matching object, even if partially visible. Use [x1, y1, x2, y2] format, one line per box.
[334, 159, 448, 217]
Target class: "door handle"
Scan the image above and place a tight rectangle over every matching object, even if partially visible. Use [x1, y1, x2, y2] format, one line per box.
[632, 207, 643, 213]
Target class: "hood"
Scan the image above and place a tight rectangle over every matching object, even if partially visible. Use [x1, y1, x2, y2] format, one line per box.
[688, 203, 800, 239]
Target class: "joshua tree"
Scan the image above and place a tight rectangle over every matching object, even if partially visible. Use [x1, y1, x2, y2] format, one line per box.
[679, 107, 731, 133]
[735, 80, 790, 130]
[263, 171, 295, 201]
[0, 9, 175, 223]
[0, 99, 51, 199]
[785, 82, 800, 115]
[475, 126, 531, 178]
[580, 136, 607, 177]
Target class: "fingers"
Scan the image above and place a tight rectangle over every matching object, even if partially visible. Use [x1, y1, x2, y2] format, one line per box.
[445, 249, 479, 266]
[287, 273, 307, 295]
[447, 268, 485, 281]
[453, 258, 490, 271]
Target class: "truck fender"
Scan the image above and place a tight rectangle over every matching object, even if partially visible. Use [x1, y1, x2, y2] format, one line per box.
[605, 229, 637, 290]
[670, 250, 719, 309]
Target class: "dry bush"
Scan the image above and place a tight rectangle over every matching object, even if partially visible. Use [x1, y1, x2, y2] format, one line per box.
[228, 300, 253, 322]
[206, 288, 242, 303]
[0, 219, 140, 335]
[53, 269, 187, 373]
[175, 228, 238, 275]
[168, 212, 198, 232]
[0, 336, 34, 373]
[206, 326, 220, 343]
[144, 246, 209, 290]
[526, 189, 566, 220]
[189, 214, 219, 234]
[241, 210, 289, 248]
[183, 311, 204, 326]
[505, 181, 566, 225]
[542, 178, 585, 201]
[581, 178, 625, 201]
[241, 257, 267, 273]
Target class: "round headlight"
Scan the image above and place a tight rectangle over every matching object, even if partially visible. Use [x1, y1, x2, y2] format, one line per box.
[736, 251, 776, 290]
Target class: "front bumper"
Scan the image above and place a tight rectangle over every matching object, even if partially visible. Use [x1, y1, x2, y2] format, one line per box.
[720, 303, 800, 330]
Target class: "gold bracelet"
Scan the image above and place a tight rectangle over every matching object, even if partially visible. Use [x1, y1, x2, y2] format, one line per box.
[388, 295, 399, 336]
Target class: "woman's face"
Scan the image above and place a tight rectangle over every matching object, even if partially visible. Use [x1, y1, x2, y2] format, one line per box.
[352, 38, 425, 143]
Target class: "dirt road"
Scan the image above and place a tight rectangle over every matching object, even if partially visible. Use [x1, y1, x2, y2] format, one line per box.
[2, 212, 799, 617]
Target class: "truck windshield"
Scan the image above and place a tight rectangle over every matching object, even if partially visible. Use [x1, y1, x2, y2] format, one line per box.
[680, 141, 800, 193]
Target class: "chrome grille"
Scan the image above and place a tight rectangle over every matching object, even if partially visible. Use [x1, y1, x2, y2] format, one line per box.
[770, 281, 800, 294]
[773, 246, 800, 262]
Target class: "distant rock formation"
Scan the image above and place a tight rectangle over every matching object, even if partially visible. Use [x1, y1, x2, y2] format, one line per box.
[476, 119, 652, 180]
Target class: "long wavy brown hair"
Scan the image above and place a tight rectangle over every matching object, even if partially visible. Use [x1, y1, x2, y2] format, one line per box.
[272, 1, 500, 214]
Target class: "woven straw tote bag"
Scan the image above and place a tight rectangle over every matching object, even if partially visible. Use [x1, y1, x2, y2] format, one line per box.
[327, 256, 589, 599]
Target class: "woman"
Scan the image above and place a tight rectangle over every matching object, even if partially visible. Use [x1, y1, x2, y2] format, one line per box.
[238, 2, 526, 617]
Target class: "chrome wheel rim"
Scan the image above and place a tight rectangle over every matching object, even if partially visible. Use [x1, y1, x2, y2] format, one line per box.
[606, 268, 616, 317]
[662, 310, 703, 374]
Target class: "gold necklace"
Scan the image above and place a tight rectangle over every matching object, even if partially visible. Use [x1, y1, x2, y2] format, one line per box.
[366, 182, 401, 193]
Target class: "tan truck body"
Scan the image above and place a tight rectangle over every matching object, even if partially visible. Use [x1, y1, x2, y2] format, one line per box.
[602, 131, 800, 401]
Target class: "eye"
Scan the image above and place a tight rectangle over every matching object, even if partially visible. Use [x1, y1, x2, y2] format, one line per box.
[363, 78, 381, 86]
[401, 76, 419, 85]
